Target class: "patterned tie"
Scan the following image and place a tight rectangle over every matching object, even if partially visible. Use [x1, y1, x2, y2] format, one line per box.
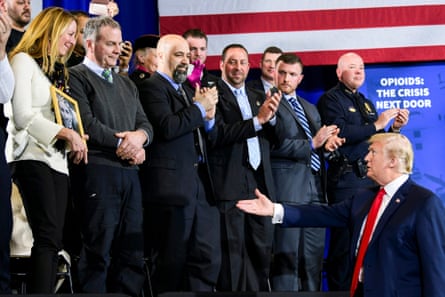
[350, 188, 386, 297]
[178, 84, 205, 160]
[101, 68, 113, 83]
[287, 97, 321, 171]
[234, 88, 261, 170]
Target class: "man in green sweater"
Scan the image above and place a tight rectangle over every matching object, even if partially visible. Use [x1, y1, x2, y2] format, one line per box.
[68, 16, 153, 297]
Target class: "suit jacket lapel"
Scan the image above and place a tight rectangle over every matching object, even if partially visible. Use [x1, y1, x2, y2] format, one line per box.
[217, 80, 242, 115]
[369, 179, 412, 247]
[281, 97, 299, 122]
[350, 189, 377, 258]
[153, 72, 188, 107]
[245, 88, 263, 115]
[299, 97, 319, 134]
[282, 95, 318, 135]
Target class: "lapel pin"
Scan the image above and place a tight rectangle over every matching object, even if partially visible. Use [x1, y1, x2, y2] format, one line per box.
[256, 101, 261, 107]
[395, 198, 401, 203]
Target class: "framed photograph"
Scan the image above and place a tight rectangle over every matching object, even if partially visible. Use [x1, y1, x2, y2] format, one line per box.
[50, 86, 85, 138]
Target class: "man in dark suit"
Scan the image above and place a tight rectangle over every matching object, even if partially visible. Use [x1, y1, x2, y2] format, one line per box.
[237, 132, 445, 297]
[317, 52, 410, 290]
[246, 46, 282, 93]
[207, 43, 281, 291]
[137, 34, 220, 294]
[270, 53, 344, 292]
[182, 28, 219, 88]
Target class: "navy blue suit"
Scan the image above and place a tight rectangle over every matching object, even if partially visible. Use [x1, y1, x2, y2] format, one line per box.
[137, 72, 221, 294]
[280, 178, 445, 297]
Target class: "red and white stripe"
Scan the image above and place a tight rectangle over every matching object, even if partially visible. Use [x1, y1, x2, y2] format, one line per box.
[159, 0, 445, 69]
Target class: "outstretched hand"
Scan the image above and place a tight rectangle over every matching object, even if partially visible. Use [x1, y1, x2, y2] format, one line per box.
[236, 189, 275, 217]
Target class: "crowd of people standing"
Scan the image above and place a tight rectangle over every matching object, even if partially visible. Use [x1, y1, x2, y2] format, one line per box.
[0, 2, 444, 297]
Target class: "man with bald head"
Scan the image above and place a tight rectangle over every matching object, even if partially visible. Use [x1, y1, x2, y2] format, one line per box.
[317, 52, 409, 291]
[137, 34, 220, 294]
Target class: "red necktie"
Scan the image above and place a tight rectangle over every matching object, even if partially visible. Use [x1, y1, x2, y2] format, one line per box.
[350, 188, 386, 297]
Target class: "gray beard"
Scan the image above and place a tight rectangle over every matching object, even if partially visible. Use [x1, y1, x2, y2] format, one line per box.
[173, 69, 187, 84]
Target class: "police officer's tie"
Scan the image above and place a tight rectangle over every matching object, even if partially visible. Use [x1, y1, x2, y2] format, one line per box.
[234, 88, 261, 170]
[288, 97, 320, 171]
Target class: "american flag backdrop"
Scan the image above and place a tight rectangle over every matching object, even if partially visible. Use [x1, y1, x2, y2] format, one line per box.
[158, 0, 445, 70]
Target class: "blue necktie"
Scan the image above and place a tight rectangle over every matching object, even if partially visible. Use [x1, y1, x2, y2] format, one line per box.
[234, 88, 261, 170]
[102, 68, 113, 83]
[288, 97, 321, 171]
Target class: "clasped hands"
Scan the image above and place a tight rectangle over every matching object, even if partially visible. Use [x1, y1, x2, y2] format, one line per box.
[312, 125, 346, 152]
[374, 108, 409, 131]
[193, 84, 218, 120]
[115, 130, 147, 165]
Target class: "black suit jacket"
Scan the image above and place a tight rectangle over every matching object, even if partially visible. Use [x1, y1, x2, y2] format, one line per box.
[137, 72, 214, 206]
[272, 95, 327, 204]
[246, 79, 265, 93]
[207, 79, 278, 201]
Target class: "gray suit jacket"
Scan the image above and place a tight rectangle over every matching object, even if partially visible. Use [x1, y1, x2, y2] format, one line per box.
[271, 95, 327, 204]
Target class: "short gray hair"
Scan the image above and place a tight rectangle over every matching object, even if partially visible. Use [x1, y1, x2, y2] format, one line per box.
[83, 16, 121, 43]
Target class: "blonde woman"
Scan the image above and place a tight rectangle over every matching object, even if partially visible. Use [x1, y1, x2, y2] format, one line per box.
[5, 7, 87, 293]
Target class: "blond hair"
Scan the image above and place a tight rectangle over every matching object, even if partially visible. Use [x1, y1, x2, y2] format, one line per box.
[369, 133, 413, 174]
[9, 7, 75, 77]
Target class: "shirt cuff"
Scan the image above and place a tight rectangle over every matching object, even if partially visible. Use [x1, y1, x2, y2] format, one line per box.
[193, 101, 206, 118]
[253, 116, 262, 131]
[269, 115, 277, 126]
[272, 203, 284, 224]
[204, 118, 215, 132]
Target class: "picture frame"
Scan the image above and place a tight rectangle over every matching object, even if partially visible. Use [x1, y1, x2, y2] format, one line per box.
[50, 86, 85, 138]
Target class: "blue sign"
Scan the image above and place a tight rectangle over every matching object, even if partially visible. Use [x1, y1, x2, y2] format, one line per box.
[363, 62, 445, 200]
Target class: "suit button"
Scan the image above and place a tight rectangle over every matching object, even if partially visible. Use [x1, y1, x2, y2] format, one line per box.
[193, 163, 199, 168]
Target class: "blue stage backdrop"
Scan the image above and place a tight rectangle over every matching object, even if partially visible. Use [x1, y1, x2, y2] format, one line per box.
[362, 62, 445, 200]
[296, 61, 445, 200]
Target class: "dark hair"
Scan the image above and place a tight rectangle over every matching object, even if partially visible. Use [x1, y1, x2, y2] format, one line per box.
[182, 28, 208, 43]
[262, 46, 283, 60]
[276, 53, 304, 71]
[221, 43, 248, 61]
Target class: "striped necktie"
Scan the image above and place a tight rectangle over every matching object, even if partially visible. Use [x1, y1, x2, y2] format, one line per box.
[101, 68, 113, 83]
[288, 97, 321, 171]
